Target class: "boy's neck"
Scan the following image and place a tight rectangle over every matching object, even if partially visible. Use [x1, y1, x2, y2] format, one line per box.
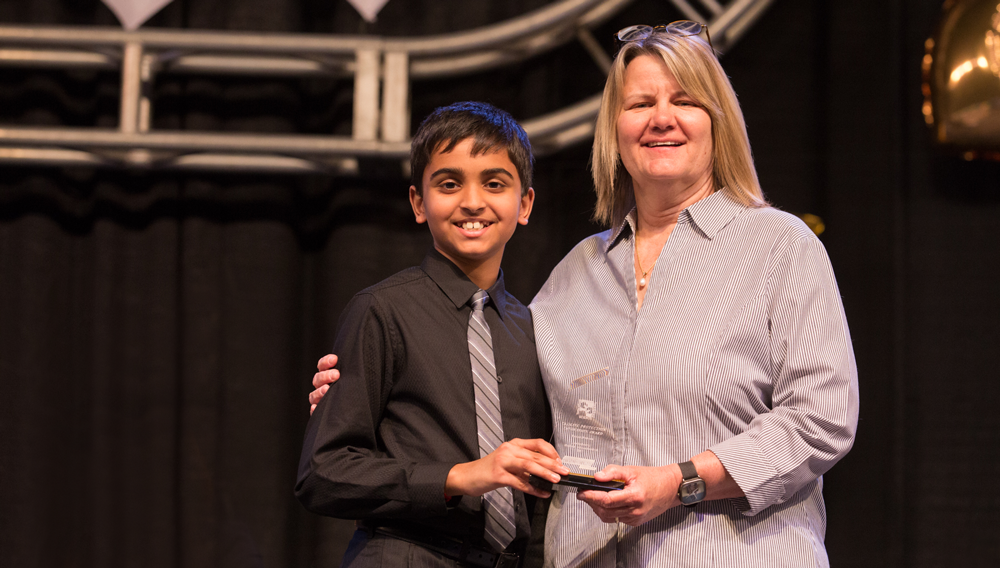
[438, 247, 503, 291]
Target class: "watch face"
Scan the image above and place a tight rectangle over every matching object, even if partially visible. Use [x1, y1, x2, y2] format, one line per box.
[678, 479, 707, 505]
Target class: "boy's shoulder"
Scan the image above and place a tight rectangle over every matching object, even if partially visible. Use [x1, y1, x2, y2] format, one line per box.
[335, 265, 441, 348]
[357, 266, 428, 298]
[343, 266, 433, 319]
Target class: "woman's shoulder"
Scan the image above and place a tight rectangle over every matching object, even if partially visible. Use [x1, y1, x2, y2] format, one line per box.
[567, 227, 619, 259]
[738, 205, 819, 244]
[732, 206, 838, 279]
[530, 228, 617, 306]
[553, 227, 627, 278]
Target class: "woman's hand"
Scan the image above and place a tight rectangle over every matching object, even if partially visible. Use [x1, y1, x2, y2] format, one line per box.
[577, 452, 744, 525]
[576, 464, 682, 526]
[309, 354, 339, 415]
[445, 438, 570, 499]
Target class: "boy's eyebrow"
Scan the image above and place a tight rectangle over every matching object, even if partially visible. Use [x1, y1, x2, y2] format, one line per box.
[428, 167, 464, 178]
[428, 167, 514, 179]
[480, 167, 514, 178]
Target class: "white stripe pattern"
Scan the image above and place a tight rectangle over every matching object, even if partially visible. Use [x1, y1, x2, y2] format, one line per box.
[468, 289, 517, 552]
[530, 191, 859, 567]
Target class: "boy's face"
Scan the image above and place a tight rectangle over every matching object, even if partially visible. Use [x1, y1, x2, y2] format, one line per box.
[410, 138, 534, 275]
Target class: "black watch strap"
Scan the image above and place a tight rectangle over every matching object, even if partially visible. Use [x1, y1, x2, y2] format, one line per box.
[678, 460, 699, 480]
[677, 460, 706, 507]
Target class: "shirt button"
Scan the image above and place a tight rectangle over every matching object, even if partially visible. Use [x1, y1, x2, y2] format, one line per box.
[496, 375, 503, 383]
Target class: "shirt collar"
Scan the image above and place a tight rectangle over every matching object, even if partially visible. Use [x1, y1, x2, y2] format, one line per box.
[606, 189, 746, 252]
[421, 248, 510, 319]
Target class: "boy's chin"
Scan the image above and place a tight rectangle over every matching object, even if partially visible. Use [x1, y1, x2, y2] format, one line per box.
[435, 244, 504, 266]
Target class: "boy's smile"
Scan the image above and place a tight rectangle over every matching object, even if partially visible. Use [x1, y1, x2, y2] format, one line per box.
[410, 138, 534, 290]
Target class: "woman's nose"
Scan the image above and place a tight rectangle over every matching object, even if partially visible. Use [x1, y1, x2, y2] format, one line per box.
[650, 102, 676, 129]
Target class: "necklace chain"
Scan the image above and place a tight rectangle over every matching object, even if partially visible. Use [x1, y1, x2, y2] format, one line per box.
[636, 241, 656, 288]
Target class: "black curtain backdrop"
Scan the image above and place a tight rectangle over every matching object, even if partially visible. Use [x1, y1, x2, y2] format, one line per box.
[1, 1, 998, 567]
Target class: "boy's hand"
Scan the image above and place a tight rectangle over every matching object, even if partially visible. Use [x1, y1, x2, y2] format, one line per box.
[309, 354, 339, 415]
[445, 439, 569, 499]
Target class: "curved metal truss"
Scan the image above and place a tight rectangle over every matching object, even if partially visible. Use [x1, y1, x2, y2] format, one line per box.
[0, 0, 773, 174]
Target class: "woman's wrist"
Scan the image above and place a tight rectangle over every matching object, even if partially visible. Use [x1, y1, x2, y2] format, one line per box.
[688, 450, 745, 501]
[657, 463, 684, 510]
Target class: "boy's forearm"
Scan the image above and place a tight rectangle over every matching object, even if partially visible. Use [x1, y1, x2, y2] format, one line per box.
[295, 444, 456, 519]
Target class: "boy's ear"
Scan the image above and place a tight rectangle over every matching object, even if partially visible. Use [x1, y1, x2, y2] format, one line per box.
[409, 185, 427, 224]
[518, 187, 535, 226]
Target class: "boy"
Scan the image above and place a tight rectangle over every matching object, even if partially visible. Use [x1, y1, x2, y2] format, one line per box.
[296, 102, 568, 568]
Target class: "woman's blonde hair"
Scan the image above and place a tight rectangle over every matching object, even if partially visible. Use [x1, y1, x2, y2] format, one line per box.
[591, 31, 767, 227]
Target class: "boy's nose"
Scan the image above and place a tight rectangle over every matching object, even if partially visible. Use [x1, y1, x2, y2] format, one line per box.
[460, 188, 487, 212]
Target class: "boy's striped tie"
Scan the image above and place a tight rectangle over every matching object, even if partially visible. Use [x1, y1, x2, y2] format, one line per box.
[468, 289, 516, 552]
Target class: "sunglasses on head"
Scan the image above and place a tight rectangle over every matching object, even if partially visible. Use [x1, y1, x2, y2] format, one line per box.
[614, 21, 713, 53]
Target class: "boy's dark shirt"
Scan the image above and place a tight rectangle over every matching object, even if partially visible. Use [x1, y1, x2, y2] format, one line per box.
[296, 248, 551, 549]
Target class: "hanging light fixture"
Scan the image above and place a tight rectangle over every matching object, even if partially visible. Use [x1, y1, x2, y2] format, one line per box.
[923, 0, 1000, 161]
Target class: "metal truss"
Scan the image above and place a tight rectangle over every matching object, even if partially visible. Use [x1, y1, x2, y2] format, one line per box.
[0, 0, 773, 174]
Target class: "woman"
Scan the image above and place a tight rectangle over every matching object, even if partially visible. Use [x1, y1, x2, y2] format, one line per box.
[312, 22, 858, 567]
[528, 23, 857, 567]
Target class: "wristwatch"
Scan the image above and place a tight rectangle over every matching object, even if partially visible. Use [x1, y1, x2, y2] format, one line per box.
[676, 461, 706, 507]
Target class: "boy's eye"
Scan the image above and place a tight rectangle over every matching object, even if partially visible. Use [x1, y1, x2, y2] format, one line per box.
[485, 181, 506, 191]
[439, 180, 460, 190]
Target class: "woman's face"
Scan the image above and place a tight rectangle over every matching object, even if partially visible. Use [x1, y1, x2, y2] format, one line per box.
[616, 54, 714, 196]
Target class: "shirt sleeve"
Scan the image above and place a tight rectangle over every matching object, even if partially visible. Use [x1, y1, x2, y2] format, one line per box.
[294, 292, 456, 520]
[709, 234, 860, 516]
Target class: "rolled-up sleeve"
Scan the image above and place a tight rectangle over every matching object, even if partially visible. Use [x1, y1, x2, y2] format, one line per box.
[295, 293, 455, 520]
[710, 235, 859, 515]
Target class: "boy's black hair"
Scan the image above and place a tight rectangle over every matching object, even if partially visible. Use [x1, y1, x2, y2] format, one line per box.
[410, 101, 534, 195]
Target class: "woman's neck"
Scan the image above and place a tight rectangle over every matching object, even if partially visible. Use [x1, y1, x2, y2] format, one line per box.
[631, 176, 715, 311]
[633, 175, 715, 238]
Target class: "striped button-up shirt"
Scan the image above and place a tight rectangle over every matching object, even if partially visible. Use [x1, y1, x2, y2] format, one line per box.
[529, 190, 858, 567]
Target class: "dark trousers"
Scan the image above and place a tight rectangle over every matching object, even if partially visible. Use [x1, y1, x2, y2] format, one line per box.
[341, 529, 462, 568]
